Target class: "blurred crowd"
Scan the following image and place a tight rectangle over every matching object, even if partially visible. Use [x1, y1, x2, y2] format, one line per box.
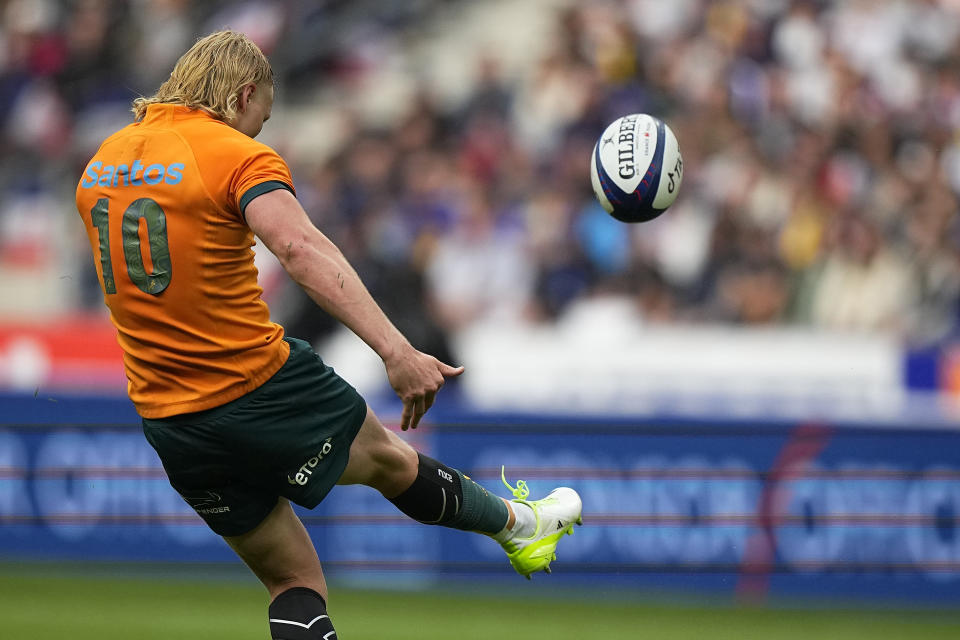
[3, 0, 960, 359]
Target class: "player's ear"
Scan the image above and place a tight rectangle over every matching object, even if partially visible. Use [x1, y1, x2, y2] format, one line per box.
[238, 83, 256, 112]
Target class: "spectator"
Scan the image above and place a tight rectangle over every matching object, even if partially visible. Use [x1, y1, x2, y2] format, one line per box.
[1, 0, 958, 349]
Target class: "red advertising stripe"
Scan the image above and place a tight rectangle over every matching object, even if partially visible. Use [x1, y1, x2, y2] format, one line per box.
[0, 315, 125, 389]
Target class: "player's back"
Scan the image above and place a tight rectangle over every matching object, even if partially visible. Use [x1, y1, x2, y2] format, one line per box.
[76, 104, 293, 418]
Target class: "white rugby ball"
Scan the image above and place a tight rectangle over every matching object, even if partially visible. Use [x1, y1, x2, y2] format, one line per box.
[590, 113, 683, 223]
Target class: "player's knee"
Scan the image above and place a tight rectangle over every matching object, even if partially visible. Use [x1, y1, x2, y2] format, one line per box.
[268, 587, 337, 640]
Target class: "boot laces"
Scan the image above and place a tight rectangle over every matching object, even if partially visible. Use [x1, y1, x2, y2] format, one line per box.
[500, 466, 530, 500]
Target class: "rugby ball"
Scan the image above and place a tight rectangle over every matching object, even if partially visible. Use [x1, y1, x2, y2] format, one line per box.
[590, 113, 683, 223]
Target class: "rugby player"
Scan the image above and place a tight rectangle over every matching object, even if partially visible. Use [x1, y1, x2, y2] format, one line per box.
[75, 30, 582, 639]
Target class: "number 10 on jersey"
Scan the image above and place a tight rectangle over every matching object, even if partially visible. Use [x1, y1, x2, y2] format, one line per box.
[90, 197, 172, 295]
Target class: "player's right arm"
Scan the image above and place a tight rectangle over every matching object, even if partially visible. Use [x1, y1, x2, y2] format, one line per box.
[245, 189, 463, 430]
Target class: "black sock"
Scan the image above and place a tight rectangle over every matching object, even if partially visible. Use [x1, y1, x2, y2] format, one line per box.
[389, 452, 509, 534]
[268, 587, 336, 640]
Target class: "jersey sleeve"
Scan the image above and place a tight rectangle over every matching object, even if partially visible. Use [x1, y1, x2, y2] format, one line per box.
[230, 144, 296, 218]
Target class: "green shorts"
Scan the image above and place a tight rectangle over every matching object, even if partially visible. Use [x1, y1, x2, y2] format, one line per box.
[142, 337, 367, 536]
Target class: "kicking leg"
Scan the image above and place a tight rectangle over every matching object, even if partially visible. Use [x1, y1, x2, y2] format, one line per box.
[338, 407, 513, 532]
[224, 499, 337, 639]
[338, 407, 583, 578]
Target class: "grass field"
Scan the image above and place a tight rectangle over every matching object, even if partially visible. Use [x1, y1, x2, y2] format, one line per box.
[2, 568, 960, 640]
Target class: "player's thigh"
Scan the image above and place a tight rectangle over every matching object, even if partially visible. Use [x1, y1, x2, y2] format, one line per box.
[224, 498, 328, 600]
[337, 407, 417, 497]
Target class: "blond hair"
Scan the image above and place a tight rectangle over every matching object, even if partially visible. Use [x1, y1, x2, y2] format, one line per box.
[132, 30, 273, 122]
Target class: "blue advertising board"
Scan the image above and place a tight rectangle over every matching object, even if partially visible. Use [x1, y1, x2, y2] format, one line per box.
[1, 392, 959, 604]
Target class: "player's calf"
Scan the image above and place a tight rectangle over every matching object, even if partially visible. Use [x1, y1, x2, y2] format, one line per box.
[388, 452, 510, 534]
[387, 454, 584, 579]
[268, 587, 337, 640]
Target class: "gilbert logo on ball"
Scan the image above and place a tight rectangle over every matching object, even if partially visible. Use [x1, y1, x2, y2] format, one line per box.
[590, 113, 682, 223]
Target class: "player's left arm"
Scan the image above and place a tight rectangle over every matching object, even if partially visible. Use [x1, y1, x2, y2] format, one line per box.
[245, 188, 463, 429]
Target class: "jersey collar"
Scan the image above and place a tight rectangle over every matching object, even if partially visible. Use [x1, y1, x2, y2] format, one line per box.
[142, 103, 218, 126]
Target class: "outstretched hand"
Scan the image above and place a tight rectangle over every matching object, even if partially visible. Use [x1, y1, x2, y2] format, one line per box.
[384, 346, 464, 431]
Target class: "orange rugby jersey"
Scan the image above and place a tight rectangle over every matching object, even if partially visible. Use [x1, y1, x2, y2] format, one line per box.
[75, 103, 293, 418]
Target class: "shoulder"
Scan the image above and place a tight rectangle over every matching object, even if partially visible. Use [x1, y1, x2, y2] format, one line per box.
[92, 119, 140, 153]
[187, 121, 293, 199]
[179, 120, 294, 214]
[78, 121, 139, 180]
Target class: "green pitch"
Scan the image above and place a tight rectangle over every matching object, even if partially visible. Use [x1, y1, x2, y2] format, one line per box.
[1, 568, 959, 640]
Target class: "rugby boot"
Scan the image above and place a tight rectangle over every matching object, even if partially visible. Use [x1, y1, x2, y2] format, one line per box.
[498, 468, 583, 579]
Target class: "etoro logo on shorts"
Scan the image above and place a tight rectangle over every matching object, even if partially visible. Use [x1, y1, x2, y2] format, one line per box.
[288, 438, 334, 486]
